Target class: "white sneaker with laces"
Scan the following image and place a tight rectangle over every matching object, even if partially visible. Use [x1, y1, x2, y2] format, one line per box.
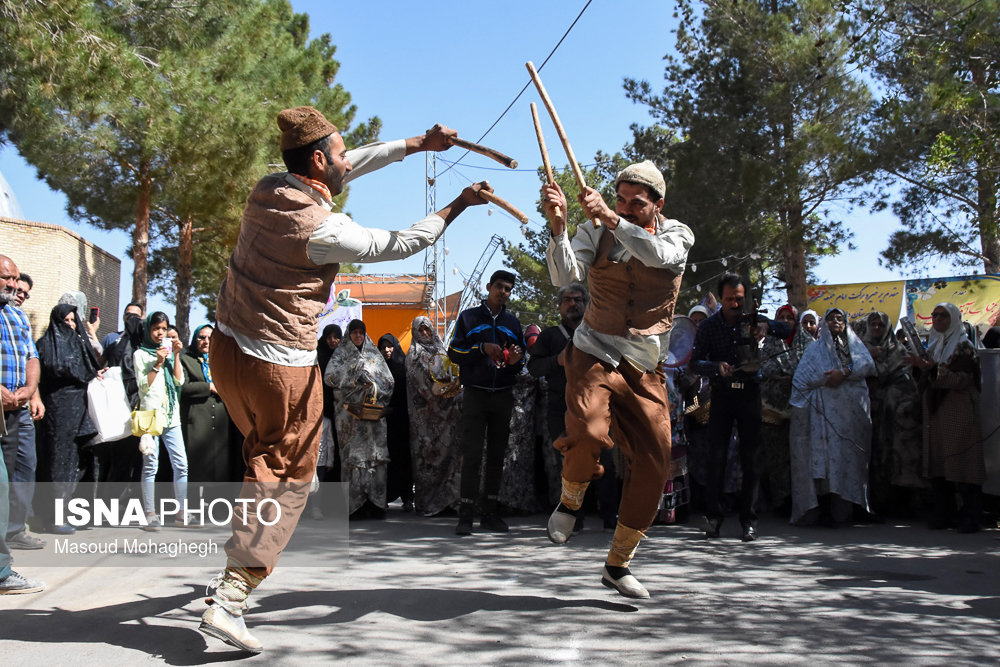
[0, 570, 45, 595]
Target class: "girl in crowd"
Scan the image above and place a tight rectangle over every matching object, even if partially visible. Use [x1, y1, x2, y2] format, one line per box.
[134, 311, 188, 530]
[789, 307, 876, 525]
[35, 304, 101, 533]
[405, 316, 463, 516]
[908, 302, 985, 532]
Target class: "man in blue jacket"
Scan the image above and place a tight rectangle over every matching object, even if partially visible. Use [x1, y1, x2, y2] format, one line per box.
[448, 269, 524, 535]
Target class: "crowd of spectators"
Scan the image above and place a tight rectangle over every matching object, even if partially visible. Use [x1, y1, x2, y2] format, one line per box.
[2, 249, 994, 596]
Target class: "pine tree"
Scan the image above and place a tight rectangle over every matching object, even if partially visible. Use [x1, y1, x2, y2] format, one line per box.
[626, 0, 873, 309]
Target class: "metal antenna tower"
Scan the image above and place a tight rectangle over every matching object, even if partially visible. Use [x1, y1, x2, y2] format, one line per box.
[424, 152, 442, 333]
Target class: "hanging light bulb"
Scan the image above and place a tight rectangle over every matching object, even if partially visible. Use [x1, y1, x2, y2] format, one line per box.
[690, 264, 697, 273]
[444, 247, 450, 255]
[452, 267, 458, 275]
[696, 284, 702, 292]
[721, 257, 728, 267]
[750, 252, 761, 260]
[487, 208, 493, 216]
[538, 314, 543, 322]
[520, 225, 528, 235]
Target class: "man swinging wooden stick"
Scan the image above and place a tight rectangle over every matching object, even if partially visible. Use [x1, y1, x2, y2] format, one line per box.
[530, 63, 695, 600]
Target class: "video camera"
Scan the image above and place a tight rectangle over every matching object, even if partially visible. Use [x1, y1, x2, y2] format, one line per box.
[733, 277, 763, 374]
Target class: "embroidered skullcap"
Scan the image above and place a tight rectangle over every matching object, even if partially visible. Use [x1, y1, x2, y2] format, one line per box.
[277, 106, 338, 151]
[614, 160, 666, 200]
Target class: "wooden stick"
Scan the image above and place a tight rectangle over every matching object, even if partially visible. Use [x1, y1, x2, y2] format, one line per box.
[525, 60, 599, 227]
[448, 136, 518, 169]
[478, 189, 529, 224]
[530, 102, 560, 219]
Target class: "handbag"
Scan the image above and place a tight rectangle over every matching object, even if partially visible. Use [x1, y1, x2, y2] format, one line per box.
[131, 408, 165, 436]
[344, 382, 392, 421]
[87, 367, 133, 443]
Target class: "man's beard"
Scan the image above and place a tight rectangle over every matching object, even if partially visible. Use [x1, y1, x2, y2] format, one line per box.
[0, 289, 15, 306]
[562, 309, 583, 328]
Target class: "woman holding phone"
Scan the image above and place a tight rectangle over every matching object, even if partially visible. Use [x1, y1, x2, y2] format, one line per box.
[133, 311, 188, 530]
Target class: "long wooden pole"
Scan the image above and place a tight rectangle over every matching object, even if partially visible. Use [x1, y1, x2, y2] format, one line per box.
[447, 136, 518, 169]
[525, 60, 599, 227]
[530, 102, 559, 219]
[478, 189, 529, 224]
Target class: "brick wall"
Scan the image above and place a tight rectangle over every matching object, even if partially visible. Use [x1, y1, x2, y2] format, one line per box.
[1, 216, 121, 341]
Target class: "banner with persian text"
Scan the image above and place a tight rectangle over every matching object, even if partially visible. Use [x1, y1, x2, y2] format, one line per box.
[805, 280, 906, 323]
[904, 274, 1000, 332]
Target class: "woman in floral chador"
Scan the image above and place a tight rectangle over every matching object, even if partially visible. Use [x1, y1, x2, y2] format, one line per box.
[405, 316, 463, 516]
[324, 319, 394, 519]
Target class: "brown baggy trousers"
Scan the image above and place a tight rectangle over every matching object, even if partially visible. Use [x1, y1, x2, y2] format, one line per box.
[209, 330, 322, 577]
[554, 342, 672, 531]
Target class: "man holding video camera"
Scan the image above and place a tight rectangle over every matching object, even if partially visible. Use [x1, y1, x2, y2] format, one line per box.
[690, 272, 788, 542]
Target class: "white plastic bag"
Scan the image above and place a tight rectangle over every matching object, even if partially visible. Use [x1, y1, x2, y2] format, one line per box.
[87, 366, 133, 444]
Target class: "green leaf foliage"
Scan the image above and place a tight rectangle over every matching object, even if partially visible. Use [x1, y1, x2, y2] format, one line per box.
[0, 0, 379, 335]
[626, 0, 873, 308]
[844, 0, 1000, 273]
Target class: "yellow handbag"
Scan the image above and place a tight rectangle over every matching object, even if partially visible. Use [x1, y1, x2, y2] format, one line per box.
[131, 409, 165, 437]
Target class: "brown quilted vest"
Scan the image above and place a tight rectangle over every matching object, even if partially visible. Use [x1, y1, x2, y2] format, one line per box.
[583, 226, 683, 337]
[216, 174, 340, 351]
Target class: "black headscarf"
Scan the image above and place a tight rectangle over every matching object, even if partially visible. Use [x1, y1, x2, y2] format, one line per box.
[377, 333, 407, 413]
[36, 304, 100, 386]
[318, 323, 343, 374]
[377, 333, 407, 378]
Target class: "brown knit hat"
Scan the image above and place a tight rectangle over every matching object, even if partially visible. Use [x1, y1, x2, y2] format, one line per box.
[277, 106, 339, 151]
[614, 160, 666, 200]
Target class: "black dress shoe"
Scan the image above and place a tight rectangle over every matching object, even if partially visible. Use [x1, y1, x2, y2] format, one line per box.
[741, 523, 757, 542]
[703, 516, 721, 539]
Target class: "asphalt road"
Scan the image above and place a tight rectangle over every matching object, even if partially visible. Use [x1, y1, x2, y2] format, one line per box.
[2, 510, 998, 665]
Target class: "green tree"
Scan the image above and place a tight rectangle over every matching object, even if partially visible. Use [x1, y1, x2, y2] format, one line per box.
[845, 0, 1000, 273]
[626, 0, 873, 309]
[503, 154, 627, 327]
[0, 0, 377, 338]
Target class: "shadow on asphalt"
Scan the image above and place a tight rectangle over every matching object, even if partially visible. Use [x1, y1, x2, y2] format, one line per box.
[252, 587, 637, 624]
[0, 586, 235, 665]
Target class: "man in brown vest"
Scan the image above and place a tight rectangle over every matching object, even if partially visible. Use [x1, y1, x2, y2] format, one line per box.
[540, 161, 693, 599]
[201, 106, 490, 653]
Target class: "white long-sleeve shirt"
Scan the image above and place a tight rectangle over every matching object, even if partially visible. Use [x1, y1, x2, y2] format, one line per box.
[546, 215, 694, 371]
[219, 139, 445, 366]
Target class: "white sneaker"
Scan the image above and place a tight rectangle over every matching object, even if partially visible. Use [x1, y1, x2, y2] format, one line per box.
[0, 571, 45, 595]
[546, 505, 577, 544]
[200, 604, 263, 653]
[601, 565, 650, 599]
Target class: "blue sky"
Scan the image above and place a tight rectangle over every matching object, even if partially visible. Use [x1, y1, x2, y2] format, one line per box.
[0, 0, 954, 323]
